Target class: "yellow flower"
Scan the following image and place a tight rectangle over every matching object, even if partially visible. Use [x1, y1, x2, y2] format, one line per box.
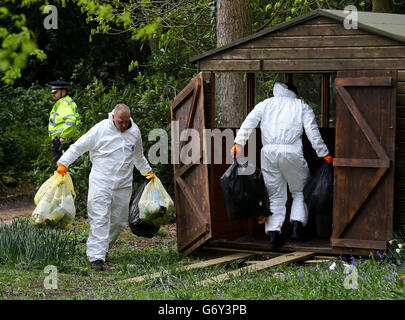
[398, 243, 404, 249]
[395, 248, 402, 253]
[399, 276, 404, 281]
[389, 239, 396, 245]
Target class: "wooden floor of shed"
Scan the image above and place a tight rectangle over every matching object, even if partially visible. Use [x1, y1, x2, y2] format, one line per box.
[207, 235, 333, 254]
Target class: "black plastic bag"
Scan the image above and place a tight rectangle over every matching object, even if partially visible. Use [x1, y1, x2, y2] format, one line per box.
[128, 181, 160, 238]
[220, 160, 271, 220]
[303, 162, 334, 215]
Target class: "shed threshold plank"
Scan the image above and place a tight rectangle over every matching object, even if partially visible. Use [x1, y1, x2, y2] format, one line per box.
[202, 246, 276, 256]
[120, 252, 254, 283]
[197, 251, 314, 286]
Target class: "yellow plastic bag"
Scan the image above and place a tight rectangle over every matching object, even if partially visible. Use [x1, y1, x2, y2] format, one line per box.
[31, 172, 76, 229]
[138, 176, 175, 227]
[34, 171, 75, 205]
[34, 172, 58, 205]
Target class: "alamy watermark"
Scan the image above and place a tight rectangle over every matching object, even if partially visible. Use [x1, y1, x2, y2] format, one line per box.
[343, 264, 358, 289]
[43, 5, 58, 30]
[147, 121, 258, 175]
[43, 265, 58, 290]
[343, 5, 358, 30]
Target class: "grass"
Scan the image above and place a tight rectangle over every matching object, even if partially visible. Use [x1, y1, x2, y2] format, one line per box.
[0, 217, 404, 300]
[0, 218, 77, 270]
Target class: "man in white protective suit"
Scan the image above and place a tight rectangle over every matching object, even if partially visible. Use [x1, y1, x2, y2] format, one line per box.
[231, 82, 333, 251]
[56, 103, 155, 270]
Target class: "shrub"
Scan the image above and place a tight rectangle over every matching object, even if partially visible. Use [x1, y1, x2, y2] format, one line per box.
[0, 85, 51, 129]
[0, 85, 52, 179]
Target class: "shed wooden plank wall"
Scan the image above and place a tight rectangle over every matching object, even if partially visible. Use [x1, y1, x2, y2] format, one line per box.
[396, 70, 405, 233]
[199, 17, 405, 72]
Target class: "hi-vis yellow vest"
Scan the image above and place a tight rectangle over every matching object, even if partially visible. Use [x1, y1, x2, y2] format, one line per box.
[48, 96, 80, 139]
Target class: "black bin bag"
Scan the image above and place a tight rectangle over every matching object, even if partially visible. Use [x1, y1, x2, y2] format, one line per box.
[303, 162, 334, 215]
[128, 181, 160, 238]
[220, 159, 271, 220]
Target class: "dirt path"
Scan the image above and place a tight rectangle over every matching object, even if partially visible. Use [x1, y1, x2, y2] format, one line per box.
[0, 205, 36, 224]
[0, 193, 36, 224]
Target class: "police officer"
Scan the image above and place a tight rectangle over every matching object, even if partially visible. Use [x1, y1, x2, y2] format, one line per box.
[48, 81, 80, 163]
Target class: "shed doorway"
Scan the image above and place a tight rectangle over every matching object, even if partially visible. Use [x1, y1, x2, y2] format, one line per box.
[208, 72, 337, 254]
[171, 70, 396, 256]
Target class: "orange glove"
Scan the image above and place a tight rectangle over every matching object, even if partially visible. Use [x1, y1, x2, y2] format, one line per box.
[230, 144, 242, 159]
[144, 171, 156, 180]
[324, 155, 333, 164]
[57, 164, 67, 176]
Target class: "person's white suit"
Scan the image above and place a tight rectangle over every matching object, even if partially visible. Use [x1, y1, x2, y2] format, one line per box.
[58, 111, 151, 262]
[234, 82, 329, 234]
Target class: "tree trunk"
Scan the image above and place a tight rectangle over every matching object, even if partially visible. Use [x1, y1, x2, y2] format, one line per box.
[372, 0, 393, 13]
[216, 0, 252, 127]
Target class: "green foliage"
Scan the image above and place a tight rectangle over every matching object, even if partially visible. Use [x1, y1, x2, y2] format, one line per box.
[0, 1, 47, 84]
[0, 217, 77, 270]
[0, 85, 51, 180]
[146, 1, 215, 85]
[0, 125, 48, 174]
[73, 0, 215, 86]
[0, 85, 51, 129]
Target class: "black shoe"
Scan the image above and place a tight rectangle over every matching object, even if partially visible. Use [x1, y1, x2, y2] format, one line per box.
[291, 221, 304, 240]
[91, 260, 104, 271]
[268, 231, 281, 251]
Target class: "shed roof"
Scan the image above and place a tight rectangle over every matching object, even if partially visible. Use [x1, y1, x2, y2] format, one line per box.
[190, 9, 405, 63]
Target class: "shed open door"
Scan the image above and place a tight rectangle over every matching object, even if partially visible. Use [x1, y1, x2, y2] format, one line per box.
[332, 70, 396, 253]
[171, 73, 211, 256]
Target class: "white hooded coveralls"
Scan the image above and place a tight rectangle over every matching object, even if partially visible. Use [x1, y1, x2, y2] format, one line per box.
[58, 111, 152, 262]
[234, 82, 329, 233]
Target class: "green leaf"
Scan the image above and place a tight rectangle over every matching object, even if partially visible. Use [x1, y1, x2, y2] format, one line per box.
[97, 4, 114, 20]
[128, 60, 138, 72]
[117, 11, 132, 28]
[0, 7, 8, 18]
[21, 40, 36, 54]
[131, 20, 160, 41]
[32, 49, 47, 61]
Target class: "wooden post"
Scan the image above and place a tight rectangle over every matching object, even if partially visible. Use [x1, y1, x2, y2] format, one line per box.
[247, 73, 255, 112]
[210, 72, 215, 129]
[285, 73, 293, 86]
[322, 74, 330, 128]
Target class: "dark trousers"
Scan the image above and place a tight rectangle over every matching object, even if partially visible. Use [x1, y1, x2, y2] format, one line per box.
[52, 137, 73, 163]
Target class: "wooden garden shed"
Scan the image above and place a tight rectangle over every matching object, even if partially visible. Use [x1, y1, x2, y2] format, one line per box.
[170, 9, 405, 257]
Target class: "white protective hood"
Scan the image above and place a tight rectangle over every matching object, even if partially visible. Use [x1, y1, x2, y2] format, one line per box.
[272, 82, 297, 99]
[58, 111, 152, 189]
